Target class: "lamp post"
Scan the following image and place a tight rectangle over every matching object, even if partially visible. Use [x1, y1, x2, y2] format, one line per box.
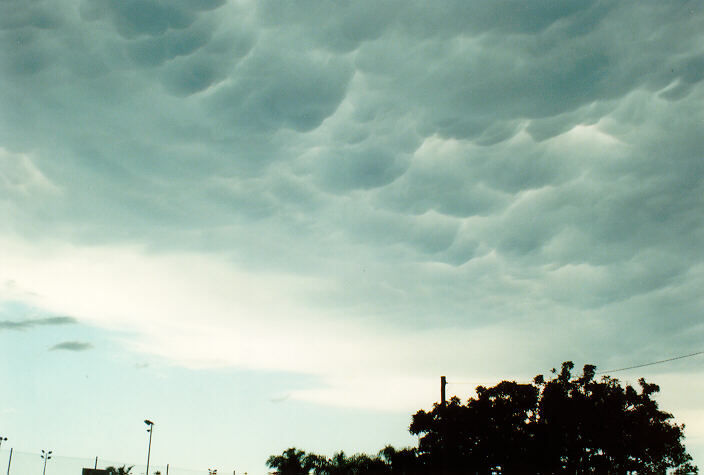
[1, 437, 9, 475]
[144, 420, 154, 475]
[40, 450, 52, 475]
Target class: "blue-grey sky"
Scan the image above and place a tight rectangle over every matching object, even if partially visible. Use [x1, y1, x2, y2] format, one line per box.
[1, 0, 703, 473]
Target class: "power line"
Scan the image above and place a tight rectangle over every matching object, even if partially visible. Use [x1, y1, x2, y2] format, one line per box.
[446, 350, 704, 386]
[596, 350, 704, 375]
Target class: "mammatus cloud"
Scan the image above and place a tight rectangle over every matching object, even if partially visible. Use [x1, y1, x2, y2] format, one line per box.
[0, 0, 702, 423]
[49, 340, 93, 352]
[0, 316, 76, 330]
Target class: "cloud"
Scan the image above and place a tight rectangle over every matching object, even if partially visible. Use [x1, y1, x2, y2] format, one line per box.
[0, 316, 77, 330]
[206, 39, 354, 133]
[270, 393, 291, 404]
[0, 0, 702, 423]
[49, 340, 93, 352]
[79, 0, 219, 39]
[0, 147, 60, 195]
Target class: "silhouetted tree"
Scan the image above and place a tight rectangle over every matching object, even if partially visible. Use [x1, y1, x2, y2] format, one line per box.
[105, 466, 133, 475]
[411, 380, 540, 473]
[535, 362, 698, 473]
[265, 362, 697, 474]
[348, 453, 389, 474]
[410, 362, 698, 474]
[267, 448, 392, 474]
[267, 448, 318, 474]
[314, 451, 389, 474]
[378, 446, 422, 474]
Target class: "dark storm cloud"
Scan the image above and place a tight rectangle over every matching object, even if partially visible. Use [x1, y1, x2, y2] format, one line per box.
[256, 0, 400, 53]
[351, 1, 704, 143]
[206, 43, 353, 133]
[311, 144, 410, 192]
[79, 0, 227, 39]
[49, 340, 93, 351]
[0, 0, 703, 367]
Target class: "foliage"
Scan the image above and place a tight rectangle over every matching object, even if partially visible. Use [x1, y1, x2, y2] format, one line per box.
[267, 362, 698, 474]
[314, 451, 390, 474]
[410, 362, 698, 473]
[378, 445, 422, 474]
[266, 448, 319, 475]
[266, 447, 396, 474]
[410, 380, 540, 472]
[105, 466, 134, 475]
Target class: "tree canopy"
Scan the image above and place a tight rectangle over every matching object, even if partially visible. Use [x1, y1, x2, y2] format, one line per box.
[266, 447, 319, 475]
[104, 466, 133, 475]
[266, 448, 388, 475]
[266, 362, 698, 474]
[411, 362, 697, 473]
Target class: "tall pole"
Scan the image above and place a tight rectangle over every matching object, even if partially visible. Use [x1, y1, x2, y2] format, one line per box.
[0, 435, 6, 475]
[440, 376, 447, 406]
[145, 420, 155, 475]
[41, 450, 52, 475]
[440, 377, 449, 474]
[146, 427, 152, 475]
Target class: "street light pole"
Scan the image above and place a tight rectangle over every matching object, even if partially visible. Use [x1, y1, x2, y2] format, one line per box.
[40, 450, 52, 475]
[144, 420, 154, 475]
[1, 438, 9, 475]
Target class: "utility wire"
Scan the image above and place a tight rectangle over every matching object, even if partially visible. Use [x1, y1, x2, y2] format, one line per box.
[596, 350, 704, 375]
[447, 350, 704, 385]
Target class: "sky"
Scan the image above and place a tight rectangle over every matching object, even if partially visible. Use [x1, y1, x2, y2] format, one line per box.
[1, 0, 703, 473]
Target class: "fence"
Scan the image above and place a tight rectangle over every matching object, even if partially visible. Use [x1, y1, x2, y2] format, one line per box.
[0, 448, 248, 475]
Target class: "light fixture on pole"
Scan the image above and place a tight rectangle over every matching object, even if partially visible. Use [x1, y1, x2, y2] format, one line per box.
[144, 420, 154, 475]
[40, 450, 52, 475]
[0, 437, 6, 450]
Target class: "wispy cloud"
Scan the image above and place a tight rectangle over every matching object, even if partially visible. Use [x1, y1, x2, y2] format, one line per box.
[270, 393, 292, 404]
[0, 316, 76, 330]
[49, 341, 93, 352]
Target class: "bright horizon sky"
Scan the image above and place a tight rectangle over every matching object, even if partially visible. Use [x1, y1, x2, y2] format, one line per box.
[1, 0, 703, 473]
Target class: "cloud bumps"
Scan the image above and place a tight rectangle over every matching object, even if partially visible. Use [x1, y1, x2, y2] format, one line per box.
[0, 0, 703, 419]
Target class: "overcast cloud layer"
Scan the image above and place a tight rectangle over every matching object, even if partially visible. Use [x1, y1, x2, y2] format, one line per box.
[1, 0, 703, 429]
